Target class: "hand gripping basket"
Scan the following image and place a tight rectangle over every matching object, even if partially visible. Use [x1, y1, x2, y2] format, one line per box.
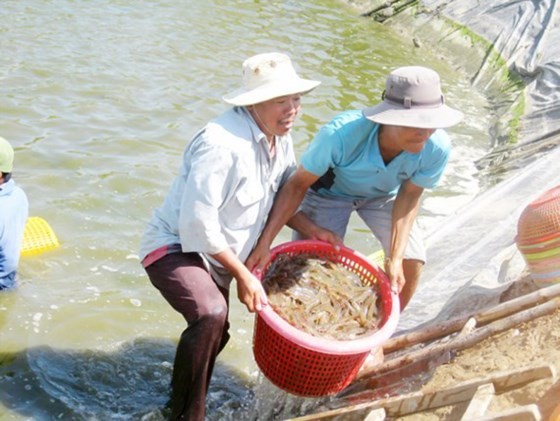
[253, 240, 399, 397]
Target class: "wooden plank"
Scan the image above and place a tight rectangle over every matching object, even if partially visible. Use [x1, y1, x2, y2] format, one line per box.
[364, 408, 386, 421]
[492, 364, 556, 393]
[474, 404, 542, 421]
[537, 379, 560, 419]
[383, 364, 554, 416]
[286, 365, 554, 421]
[460, 383, 495, 420]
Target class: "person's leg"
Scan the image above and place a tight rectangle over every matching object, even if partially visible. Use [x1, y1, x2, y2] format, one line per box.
[292, 190, 354, 240]
[399, 259, 423, 310]
[359, 258, 424, 377]
[145, 252, 230, 421]
[357, 196, 426, 311]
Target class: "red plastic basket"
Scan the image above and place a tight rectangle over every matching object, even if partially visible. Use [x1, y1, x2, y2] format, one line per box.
[517, 184, 560, 245]
[253, 240, 399, 397]
[516, 184, 560, 285]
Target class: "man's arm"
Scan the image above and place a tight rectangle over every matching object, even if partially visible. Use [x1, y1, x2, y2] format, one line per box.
[245, 165, 319, 272]
[285, 210, 342, 245]
[210, 248, 267, 313]
[385, 180, 424, 292]
[257, 165, 318, 245]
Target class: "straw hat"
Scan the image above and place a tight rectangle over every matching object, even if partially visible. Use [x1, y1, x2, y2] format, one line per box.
[363, 66, 463, 129]
[0, 137, 14, 173]
[223, 52, 320, 106]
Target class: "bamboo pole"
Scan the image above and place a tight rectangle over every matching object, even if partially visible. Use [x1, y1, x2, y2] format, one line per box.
[383, 282, 560, 354]
[371, 297, 560, 376]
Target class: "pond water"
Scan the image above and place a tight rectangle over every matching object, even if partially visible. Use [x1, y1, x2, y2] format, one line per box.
[0, 0, 492, 419]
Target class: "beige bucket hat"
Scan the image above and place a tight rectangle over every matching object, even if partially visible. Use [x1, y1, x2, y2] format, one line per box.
[0, 137, 14, 173]
[223, 52, 321, 106]
[363, 66, 463, 129]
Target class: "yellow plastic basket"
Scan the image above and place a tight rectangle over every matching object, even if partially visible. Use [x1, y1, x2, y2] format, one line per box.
[20, 216, 60, 257]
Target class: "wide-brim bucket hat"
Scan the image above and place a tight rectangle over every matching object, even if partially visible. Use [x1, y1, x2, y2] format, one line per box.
[0, 136, 14, 173]
[223, 52, 321, 106]
[363, 66, 463, 129]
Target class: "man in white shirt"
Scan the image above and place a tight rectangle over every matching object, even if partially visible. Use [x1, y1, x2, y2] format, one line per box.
[139, 52, 320, 420]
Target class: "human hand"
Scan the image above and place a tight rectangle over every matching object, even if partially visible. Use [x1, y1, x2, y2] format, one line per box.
[307, 226, 343, 248]
[245, 242, 271, 276]
[236, 271, 268, 313]
[384, 257, 405, 294]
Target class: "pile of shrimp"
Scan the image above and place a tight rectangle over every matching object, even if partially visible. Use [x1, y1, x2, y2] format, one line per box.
[262, 254, 381, 340]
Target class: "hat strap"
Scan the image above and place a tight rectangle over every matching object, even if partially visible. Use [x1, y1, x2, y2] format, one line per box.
[382, 91, 445, 109]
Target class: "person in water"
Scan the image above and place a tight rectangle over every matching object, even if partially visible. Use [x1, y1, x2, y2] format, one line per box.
[247, 65, 463, 312]
[0, 136, 29, 290]
[139, 52, 321, 420]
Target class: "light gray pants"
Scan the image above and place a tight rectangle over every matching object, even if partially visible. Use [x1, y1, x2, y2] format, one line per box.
[293, 190, 426, 263]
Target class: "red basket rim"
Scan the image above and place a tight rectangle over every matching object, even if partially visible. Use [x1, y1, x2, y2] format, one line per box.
[256, 240, 400, 356]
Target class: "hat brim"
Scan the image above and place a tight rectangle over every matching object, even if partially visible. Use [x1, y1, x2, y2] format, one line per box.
[223, 78, 320, 106]
[363, 102, 464, 129]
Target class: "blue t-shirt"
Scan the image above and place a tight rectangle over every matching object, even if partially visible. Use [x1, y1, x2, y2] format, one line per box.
[300, 110, 451, 199]
[0, 178, 29, 289]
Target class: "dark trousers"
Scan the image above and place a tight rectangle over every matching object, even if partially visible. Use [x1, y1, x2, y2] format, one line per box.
[145, 252, 230, 421]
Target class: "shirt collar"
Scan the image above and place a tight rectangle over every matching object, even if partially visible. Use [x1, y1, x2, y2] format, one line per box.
[370, 125, 386, 169]
[0, 178, 15, 195]
[371, 123, 422, 167]
[237, 106, 291, 147]
[236, 106, 268, 145]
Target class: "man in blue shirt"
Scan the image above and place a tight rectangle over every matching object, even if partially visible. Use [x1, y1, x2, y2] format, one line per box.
[0, 136, 29, 290]
[247, 66, 463, 312]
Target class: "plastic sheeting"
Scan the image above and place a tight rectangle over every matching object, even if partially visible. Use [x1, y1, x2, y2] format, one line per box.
[420, 0, 560, 176]
[402, 145, 560, 330]
[346, 0, 560, 330]
[423, 0, 560, 140]
[353, 0, 560, 174]
[399, 0, 560, 329]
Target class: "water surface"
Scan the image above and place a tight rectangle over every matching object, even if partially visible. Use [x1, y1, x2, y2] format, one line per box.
[0, 0, 491, 418]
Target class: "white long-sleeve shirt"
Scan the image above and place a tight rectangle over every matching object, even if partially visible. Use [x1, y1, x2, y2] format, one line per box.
[139, 106, 296, 288]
